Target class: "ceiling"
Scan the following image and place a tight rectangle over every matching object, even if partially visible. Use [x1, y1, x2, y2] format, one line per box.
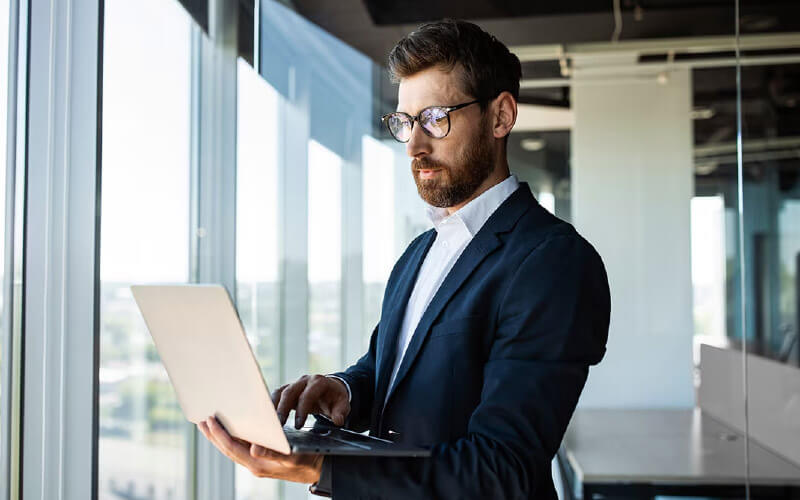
[287, 0, 800, 67]
[282, 0, 800, 188]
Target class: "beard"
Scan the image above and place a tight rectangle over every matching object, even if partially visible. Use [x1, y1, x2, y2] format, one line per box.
[411, 122, 495, 208]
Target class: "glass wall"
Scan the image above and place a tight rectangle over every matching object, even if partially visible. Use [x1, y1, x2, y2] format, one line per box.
[361, 136, 431, 350]
[307, 139, 342, 374]
[234, 55, 280, 500]
[98, 0, 192, 499]
[737, 1, 800, 489]
[361, 136, 398, 350]
[737, 59, 800, 365]
[692, 61, 800, 366]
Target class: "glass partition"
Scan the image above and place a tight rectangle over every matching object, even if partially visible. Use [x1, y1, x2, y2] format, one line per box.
[736, 0, 800, 495]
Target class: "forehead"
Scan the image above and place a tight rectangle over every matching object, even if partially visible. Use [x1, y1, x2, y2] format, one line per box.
[396, 66, 470, 113]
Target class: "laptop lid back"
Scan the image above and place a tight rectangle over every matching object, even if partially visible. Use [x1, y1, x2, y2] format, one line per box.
[130, 284, 290, 454]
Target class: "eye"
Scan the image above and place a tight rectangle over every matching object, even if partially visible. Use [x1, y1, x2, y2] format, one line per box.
[420, 107, 449, 137]
[386, 113, 412, 142]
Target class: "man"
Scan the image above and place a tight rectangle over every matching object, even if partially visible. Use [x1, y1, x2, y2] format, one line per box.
[198, 19, 611, 499]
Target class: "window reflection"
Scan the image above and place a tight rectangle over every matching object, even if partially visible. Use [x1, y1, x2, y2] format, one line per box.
[692, 64, 800, 367]
[98, 1, 192, 499]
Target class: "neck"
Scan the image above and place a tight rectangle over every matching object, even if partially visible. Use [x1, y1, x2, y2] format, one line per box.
[445, 161, 510, 215]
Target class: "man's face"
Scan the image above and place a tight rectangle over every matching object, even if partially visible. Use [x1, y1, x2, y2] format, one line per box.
[397, 66, 496, 209]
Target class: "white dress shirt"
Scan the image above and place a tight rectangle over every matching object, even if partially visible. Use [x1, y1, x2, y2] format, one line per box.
[328, 174, 521, 407]
[383, 173, 520, 404]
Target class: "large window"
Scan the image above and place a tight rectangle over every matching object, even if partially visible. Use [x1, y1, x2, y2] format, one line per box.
[361, 136, 430, 351]
[361, 136, 396, 349]
[308, 139, 342, 375]
[234, 56, 281, 500]
[98, 1, 192, 499]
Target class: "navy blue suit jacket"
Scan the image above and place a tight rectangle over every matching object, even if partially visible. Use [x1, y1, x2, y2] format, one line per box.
[328, 181, 611, 499]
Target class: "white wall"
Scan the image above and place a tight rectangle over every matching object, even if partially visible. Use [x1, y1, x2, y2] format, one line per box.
[571, 69, 696, 408]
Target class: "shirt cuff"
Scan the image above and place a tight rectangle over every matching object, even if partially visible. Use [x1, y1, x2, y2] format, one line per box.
[309, 457, 333, 497]
[326, 375, 352, 403]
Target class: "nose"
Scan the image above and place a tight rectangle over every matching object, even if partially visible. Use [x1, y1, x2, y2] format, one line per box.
[406, 120, 432, 159]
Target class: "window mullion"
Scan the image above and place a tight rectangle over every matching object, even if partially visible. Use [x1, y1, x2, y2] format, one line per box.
[191, 0, 238, 499]
[21, 0, 102, 499]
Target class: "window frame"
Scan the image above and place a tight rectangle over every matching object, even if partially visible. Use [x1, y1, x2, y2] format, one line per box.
[0, 0, 26, 498]
[20, 0, 103, 498]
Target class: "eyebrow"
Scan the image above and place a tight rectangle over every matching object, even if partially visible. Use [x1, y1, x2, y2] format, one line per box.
[395, 102, 451, 114]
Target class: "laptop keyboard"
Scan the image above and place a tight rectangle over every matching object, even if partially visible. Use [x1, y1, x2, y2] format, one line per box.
[284, 426, 370, 451]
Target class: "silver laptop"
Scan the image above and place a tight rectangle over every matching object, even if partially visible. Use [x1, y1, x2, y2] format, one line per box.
[130, 284, 429, 457]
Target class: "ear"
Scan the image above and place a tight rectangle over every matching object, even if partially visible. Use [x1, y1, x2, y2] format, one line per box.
[490, 91, 517, 140]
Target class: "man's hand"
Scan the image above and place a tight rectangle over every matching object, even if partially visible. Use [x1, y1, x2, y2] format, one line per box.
[272, 374, 350, 428]
[197, 416, 323, 483]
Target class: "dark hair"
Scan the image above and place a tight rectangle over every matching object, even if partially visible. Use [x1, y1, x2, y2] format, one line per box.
[388, 19, 522, 109]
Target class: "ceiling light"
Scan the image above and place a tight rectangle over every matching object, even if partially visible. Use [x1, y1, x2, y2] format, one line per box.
[691, 107, 716, 120]
[521, 138, 546, 151]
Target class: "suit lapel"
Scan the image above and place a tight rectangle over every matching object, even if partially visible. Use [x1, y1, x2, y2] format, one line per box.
[374, 230, 437, 406]
[381, 182, 535, 408]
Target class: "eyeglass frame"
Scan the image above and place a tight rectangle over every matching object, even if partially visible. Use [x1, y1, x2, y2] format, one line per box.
[381, 99, 482, 142]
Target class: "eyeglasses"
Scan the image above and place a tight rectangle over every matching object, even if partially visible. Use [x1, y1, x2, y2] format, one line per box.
[381, 100, 481, 143]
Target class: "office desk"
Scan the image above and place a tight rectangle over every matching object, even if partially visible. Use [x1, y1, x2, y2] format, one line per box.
[557, 409, 800, 499]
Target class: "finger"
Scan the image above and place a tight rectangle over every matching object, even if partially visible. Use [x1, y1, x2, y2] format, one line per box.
[249, 443, 288, 459]
[206, 416, 252, 465]
[232, 435, 251, 447]
[197, 421, 212, 442]
[200, 420, 232, 461]
[271, 384, 289, 406]
[276, 377, 308, 425]
[295, 376, 327, 429]
[329, 398, 350, 427]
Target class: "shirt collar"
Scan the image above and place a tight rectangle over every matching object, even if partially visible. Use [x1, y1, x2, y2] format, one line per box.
[426, 173, 520, 237]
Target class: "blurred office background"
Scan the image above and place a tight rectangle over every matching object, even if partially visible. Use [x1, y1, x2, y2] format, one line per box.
[0, 0, 799, 499]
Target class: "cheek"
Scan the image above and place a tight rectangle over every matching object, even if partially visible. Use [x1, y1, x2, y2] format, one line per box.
[436, 134, 471, 163]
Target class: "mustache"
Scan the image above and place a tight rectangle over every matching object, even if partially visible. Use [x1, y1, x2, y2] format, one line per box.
[412, 157, 448, 171]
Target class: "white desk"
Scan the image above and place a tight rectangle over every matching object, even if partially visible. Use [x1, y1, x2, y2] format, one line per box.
[558, 409, 800, 499]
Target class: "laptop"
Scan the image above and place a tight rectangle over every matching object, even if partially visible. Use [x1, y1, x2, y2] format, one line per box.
[130, 284, 430, 457]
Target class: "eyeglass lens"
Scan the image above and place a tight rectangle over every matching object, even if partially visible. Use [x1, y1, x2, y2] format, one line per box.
[386, 107, 450, 142]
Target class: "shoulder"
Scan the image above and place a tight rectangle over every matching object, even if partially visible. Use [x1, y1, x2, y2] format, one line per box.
[504, 201, 603, 270]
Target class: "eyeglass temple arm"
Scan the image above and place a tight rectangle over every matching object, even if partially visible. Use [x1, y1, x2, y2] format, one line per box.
[445, 99, 482, 112]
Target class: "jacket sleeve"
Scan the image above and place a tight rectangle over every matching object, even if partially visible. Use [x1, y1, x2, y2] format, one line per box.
[327, 234, 611, 499]
[330, 322, 378, 433]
